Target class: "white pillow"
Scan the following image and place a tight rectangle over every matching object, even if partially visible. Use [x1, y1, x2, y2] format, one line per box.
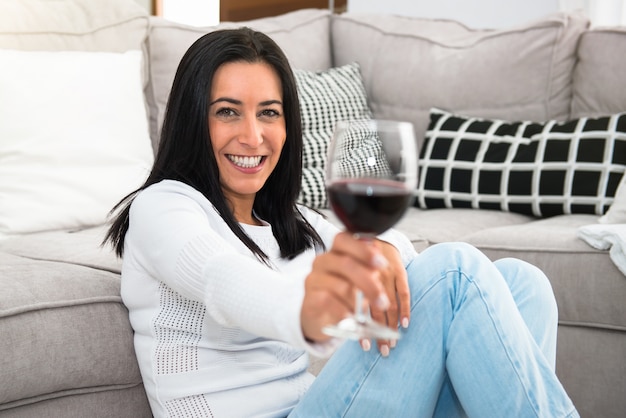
[0, 49, 153, 238]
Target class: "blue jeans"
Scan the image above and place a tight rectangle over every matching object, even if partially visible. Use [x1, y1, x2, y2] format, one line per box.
[290, 242, 579, 418]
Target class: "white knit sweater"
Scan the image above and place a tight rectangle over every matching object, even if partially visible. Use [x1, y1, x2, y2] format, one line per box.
[121, 180, 416, 417]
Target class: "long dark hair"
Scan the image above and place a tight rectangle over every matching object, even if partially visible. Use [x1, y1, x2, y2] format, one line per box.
[104, 27, 324, 263]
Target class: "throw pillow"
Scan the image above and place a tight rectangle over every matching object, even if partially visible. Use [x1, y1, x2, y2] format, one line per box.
[416, 108, 626, 217]
[0, 49, 154, 238]
[294, 63, 373, 208]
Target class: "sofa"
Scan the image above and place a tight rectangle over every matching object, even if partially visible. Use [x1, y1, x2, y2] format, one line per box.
[1, 1, 625, 417]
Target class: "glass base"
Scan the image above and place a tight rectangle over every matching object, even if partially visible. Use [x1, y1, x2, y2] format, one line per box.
[322, 317, 401, 340]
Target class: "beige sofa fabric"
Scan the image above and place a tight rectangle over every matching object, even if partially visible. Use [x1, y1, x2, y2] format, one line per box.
[0, 0, 150, 89]
[571, 26, 626, 119]
[0, 226, 122, 273]
[0, 252, 142, 410]
[146, 9, 332, 147]
[557, 325, 625, 418]
[0, 0, 148, 52]
[0, 0, 151, 414]
[331, 12, 590, 146]
[463, 214, 626, 330]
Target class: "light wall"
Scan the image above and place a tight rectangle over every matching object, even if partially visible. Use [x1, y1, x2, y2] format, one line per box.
[155, 0, 220, 26]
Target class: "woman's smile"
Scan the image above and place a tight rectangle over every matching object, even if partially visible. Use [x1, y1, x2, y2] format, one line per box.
[226, 154, 265, 169]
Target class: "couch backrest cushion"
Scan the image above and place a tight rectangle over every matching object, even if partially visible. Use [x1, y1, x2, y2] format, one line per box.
[0, 0, 150, 86]
[331, 12, 589, 149]
[571, 27, 626, 119]
[147, 9, 332, 149]
[0, 0, 148, 52]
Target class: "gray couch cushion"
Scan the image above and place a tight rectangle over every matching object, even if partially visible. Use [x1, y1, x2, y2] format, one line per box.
[462, 214, 626, 331]
[323, 207, 531, 252]
[330, 12, 589, 147]
[146, 9, 332, 148]
[571, 26, 626, 119]
[0, 226, 121, 273]
[399, 207, 533, 247]
[556, 325, 626, 418]
[0, 385, 151, 418]
[0, 252, 142, 411]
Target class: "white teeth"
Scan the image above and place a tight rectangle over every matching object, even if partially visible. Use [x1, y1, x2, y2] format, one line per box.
[228, 155, 262, 168]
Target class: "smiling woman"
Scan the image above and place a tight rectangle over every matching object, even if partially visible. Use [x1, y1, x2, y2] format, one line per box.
[102, 25, 579, 418]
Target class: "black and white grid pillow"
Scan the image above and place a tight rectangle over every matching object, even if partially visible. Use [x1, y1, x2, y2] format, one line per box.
[294, 63, 373, 209]
[416, 108, 626, 217]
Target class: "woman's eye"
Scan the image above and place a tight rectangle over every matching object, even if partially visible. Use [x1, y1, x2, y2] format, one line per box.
[216, 108, 236, 117]
[260, 109, 280, 118]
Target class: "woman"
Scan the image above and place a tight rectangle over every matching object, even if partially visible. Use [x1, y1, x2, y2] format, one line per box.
[105, 27, 578, 417]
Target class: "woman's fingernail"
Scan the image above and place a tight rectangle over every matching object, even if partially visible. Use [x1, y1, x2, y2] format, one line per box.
[375, 294, 390, 310]
[361, 339, 371, 352]
[380, 344, 390, 357]
[390, 339, 397, 348]
[401, 317, 410, 328]
[372, 253, 389, 268]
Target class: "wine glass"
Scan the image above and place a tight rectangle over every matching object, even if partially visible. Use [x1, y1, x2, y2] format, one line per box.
[323, 119, 418, 340]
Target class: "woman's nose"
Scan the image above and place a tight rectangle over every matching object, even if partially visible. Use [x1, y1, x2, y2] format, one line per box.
[238, 117, 263, 147]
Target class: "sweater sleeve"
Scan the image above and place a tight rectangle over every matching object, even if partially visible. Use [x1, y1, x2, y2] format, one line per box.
[126, 182, 332, 353]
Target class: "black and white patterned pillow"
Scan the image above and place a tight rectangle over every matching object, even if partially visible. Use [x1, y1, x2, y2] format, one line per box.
[416, 108, 626, 217]
[331, 119, 393, 179]
[294, 63, 373, 209]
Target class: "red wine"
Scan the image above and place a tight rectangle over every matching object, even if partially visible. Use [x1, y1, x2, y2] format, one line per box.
[327, 179, 413, 235]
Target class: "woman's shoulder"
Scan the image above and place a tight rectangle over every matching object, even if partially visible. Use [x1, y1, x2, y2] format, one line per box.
[132, 180, 213, 216]
[296, 204, 325, 223]
[141, 179, 202, 197]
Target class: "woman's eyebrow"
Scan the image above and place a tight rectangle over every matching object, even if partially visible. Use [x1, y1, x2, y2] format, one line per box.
[209, 97, 241, 106]
[208, 98, 283, 106]
[260, 99, 283, 106]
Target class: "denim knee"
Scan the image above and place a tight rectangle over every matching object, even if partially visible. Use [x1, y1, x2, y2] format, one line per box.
[493, 257, 557, 318]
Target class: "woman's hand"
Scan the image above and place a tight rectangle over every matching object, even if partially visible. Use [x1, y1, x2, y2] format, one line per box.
[368, 239, 410, 356]
[301, 232, 410, 356]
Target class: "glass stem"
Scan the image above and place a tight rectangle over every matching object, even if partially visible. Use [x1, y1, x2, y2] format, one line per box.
[354, 291, 367, 323]
[353, 233, 375, 324]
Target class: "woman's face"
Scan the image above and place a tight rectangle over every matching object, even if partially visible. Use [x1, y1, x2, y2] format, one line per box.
[208, 61, 286, 215]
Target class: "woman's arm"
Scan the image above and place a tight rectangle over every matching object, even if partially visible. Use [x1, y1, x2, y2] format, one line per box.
[125, 182, 335, 355]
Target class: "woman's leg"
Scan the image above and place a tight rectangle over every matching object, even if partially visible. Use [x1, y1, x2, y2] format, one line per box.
[492, 257, 559, 366]
[290, 242, 577, 418]
[432, 256, 560, 417]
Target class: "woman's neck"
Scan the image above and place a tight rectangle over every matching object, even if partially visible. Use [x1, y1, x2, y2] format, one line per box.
[228, 196, 262, 226]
